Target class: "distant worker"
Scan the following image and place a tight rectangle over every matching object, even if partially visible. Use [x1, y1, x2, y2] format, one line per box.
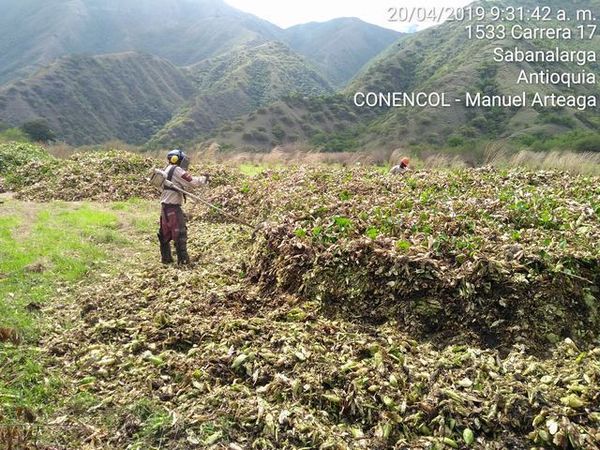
[158, 149, 208, 265]
[390, 157, 410, 175]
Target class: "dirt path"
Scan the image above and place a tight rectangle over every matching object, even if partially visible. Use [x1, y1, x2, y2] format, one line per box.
[0, 194, 41, 240]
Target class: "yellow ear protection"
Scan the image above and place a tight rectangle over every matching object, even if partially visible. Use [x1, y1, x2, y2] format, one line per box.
[168, 149, 183, 165]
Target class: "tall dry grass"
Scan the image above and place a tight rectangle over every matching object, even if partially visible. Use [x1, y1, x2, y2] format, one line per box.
[190, 144, 376, 167]
[487, 150, 600, 176]
[190, 144, 410, 168]
[44, 142, 75, 158]
[46, 140, 143, 159]
[216, 147, 599, 175]
[44, 140, 600, 176]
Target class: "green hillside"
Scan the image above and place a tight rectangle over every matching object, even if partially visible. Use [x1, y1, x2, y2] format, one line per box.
[149, 42, 334, 148]
[0, 52, 194, 145]
[2, 0, 597, 151]
[0, 0, 401, 89]
[210, 0, 600, 152]
[283, 18, 401, 88]
[0, 0, 405, 147]
[204, 95, 381, 152]
[347, 0, 600, 149]
[0, 0, 281, 84]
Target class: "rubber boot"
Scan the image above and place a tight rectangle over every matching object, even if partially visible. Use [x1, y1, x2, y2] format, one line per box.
[175, 239, 190, 265]
[158, 233, 174, 264]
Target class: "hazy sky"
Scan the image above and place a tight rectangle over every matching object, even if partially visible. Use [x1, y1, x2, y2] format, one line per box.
[225, 0, 473, 32]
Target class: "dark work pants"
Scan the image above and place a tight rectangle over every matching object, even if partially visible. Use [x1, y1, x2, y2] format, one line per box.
[158, 204, 189, 264]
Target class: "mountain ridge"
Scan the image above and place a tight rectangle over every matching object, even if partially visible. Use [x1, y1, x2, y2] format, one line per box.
[0, 0, 281, 84]
[4, 0, 595, 152]
[0, 52, 195, 145]
[0, 0, 403, 145]
[204, 0, 600, 152]
[149, 41, 334, 148]
[283, 18, 401, 88]
[0, 0, 401, 87]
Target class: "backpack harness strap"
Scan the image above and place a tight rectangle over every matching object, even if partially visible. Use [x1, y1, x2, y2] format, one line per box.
[163, 165, 186, 202]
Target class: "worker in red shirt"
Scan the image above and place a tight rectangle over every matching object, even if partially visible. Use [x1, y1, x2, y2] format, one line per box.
[390, 157, 410, 175]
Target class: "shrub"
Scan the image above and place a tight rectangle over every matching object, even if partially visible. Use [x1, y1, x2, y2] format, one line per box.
[574, 135, 600, 152]
[272, 125, 286, 143]
[0, 142, 54, 175]
[538, 113, 576, 128]
[0, 127, 30, 143]
[20, 120, 56, 142]
[447, 135, 465, 147]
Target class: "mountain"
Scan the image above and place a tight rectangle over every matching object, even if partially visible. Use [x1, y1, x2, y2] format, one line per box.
[149, 41, 333, 147]
[0, 42, 336, 147]
[283, 18, 401, 88]
[202, 94, 380, 151]
[346, 0, 600, 149]
[208, 0, 600, 152]
[0, 0, 403, 146]
[0, 0, 400, 89]
[0, 52, 194, 145]
[0, 0, 281, 84]
[7, 0, 594, 152]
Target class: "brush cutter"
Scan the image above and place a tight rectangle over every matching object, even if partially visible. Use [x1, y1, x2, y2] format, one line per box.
[150, 169, 256, 229]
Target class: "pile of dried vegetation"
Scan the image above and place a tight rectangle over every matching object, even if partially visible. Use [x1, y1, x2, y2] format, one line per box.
[43, 215, 600, 449]
[3, 148, 598, 448]
[0, 142, 54, 173]
[9, 149, 157, 201]
[196, 166, 600, 349]
[0, 144, 241, 202]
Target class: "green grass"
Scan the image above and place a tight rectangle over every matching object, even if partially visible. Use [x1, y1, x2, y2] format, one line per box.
[238, 163, 267, 176]
[110, 198, 158, 233]
[0, 201, 154, 425]
[129, 399, 174, 449]
[238, 163, 295, 177]
[0, 128, 31, 144]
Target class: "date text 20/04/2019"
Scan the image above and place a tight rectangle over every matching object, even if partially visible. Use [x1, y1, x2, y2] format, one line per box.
[387, 6, 597, 24]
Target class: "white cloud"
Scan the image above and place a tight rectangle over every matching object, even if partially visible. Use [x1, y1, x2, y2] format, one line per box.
[224, 0, 473, 32]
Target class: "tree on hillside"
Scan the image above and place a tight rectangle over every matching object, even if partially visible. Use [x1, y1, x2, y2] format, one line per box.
[20, 120, 55, 142]
[575, 135, 600, 152]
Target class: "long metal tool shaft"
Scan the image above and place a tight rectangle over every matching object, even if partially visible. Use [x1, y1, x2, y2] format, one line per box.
[163, 179, 256, 229]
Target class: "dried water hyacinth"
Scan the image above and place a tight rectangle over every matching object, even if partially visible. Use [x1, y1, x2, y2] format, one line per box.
[11, 161, 596, 448]
[40, 215, 600, 449]
[9, 150, 245, 202]
[191, 166, 600, 348]
[12, 150, 157, 201]
[0, 142, 55, 174]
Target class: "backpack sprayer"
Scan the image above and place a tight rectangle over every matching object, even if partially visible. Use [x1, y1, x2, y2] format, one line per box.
[150, 169, 256, 229]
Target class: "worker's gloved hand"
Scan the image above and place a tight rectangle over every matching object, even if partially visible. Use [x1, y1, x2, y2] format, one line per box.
[202, 174, 211, 184]
[192, 175, 210, 186]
